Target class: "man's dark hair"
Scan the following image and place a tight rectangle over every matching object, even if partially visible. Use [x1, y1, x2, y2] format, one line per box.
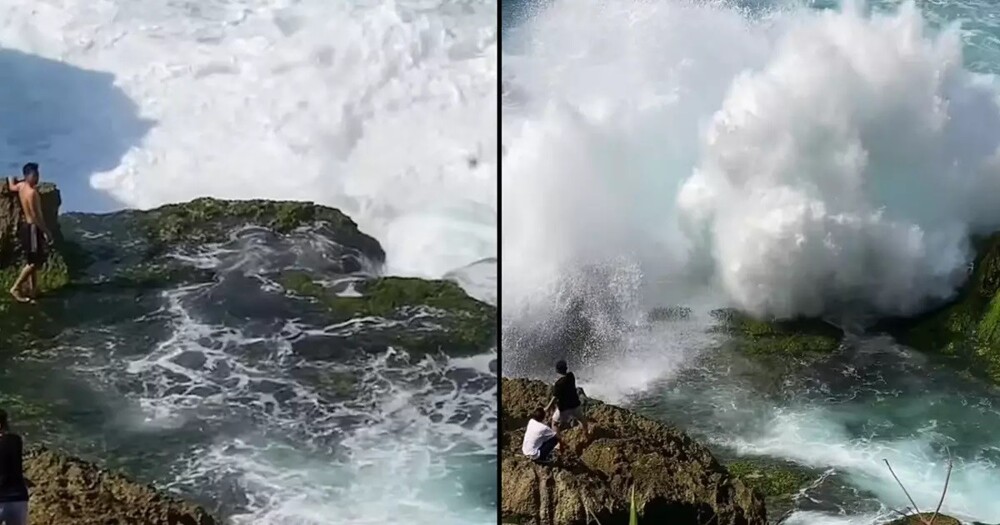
[555, 360, 568, 374]
[0, 409, 8, 431]
[22, 163, 38, 178]
[531, 407, 545, 422]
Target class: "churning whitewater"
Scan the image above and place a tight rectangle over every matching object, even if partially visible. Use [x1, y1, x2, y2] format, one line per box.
[1, 1, 496, 524]
[504, 0, 1000, 523]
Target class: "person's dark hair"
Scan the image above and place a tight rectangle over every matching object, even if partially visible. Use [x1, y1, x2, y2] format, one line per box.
[555, 360, 568, 374]
[531, 407, 545, 422]
[0, 409, 9, 431]
[22, 162, 38, 178]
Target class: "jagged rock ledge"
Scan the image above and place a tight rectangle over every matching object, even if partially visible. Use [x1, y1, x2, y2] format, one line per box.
[501, 377, 767, 525]
[25, 446, 215, 525]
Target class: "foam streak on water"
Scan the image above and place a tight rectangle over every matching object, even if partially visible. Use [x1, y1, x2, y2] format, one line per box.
[0, 0, 497, 288]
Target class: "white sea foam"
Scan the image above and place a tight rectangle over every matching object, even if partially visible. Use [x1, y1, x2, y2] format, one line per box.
[780, 511, 890, 525]
[722, 404, 1000, 523]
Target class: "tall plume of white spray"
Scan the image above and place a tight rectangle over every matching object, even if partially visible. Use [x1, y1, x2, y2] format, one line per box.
[502, 0, 1000, 324]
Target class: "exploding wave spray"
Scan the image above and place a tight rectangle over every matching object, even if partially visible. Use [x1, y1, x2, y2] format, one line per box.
[503, 0, 1000, 323]
[679, 1, 1000, 319]
[503, 0, 1000, 521]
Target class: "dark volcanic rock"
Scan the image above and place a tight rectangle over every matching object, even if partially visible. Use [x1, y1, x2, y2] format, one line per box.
[501, 378, 766, 525]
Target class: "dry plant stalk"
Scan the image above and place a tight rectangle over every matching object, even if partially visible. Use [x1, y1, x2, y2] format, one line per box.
[883, 450, 953, 525]
[580, 488, 603, 525]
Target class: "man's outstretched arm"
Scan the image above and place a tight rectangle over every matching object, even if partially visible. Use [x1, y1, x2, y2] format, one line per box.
[6, 177, 20, 192]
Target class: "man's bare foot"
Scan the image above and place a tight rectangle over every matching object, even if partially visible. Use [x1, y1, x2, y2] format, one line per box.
[9, 288, 30, 303]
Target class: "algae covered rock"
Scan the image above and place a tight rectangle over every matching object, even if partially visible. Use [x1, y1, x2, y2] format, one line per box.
[875, 234, 1000, 383]
[501, 378, 766, 525]
[281, 272, 496, 356]
[724, 459, 815, 519]
[140, 197, 384, 261]
[710, 308, 843, 356]
[60, 197, 385, 288]
[24, 446, 216, 525]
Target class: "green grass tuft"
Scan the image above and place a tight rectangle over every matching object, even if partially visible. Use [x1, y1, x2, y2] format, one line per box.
[629, 484, 639, 525]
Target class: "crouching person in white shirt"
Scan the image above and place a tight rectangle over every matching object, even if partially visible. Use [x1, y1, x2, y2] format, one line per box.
[522, 407, 559, 464]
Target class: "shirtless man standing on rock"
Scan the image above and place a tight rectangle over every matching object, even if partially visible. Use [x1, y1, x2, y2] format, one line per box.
[7, 163, 52, 304]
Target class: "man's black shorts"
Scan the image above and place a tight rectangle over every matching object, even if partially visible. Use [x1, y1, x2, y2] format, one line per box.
[18, 223, 47, 266]
[534, 436, 558, 463]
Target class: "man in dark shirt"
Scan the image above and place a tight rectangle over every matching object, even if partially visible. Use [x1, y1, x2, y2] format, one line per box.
[0, 410, 29, 525]
[545, 360, 590, 438]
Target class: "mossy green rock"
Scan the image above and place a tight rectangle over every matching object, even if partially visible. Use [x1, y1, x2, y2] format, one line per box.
[725, 461, 811, 498]
[54, 196, 389, 288]
[282, 272, 496, 356]
[141, 197, 383, 257]
[725, 459, 814, 518]
[876, 234, 1000, 384]
[710, 308, 843, 356]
